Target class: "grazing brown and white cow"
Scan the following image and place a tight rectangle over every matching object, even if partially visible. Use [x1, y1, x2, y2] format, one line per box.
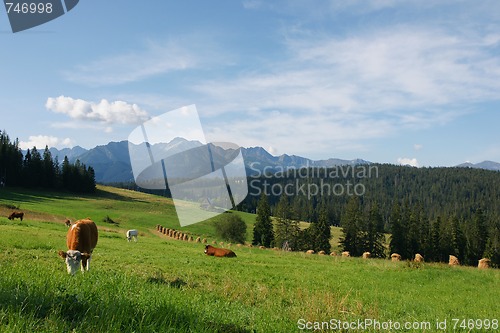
[204, 245, 236, 258]
[8, 211, 23, 221]
[58, 218, 98, 275]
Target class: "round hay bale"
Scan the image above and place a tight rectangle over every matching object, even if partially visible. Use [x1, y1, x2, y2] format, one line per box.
[341, 251, 350, 257]
[478, 258, 491, 269]
[259, 246, 266, 250]
[449, 255, 460, 266]
[391, 253, 401, 262]
[318, 250, 326, 255]
[306, 250, 315, 254]
[330, 251, 337, 256]
[195, 237, 201, 243]
[414, 253, 424, 262]
[362, 252, 371, 259]
[202, 238, 207, 243]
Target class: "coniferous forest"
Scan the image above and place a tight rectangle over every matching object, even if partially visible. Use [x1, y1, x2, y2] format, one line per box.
[243, 164, 500, 267]
[0, 131, 95, 193]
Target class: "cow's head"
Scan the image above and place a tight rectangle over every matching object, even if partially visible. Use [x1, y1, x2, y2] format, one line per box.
[58, 250, 90, 275]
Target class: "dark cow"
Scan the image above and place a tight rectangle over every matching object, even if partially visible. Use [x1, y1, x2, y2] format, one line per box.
[204, 245, 236, 258]
[64, 219, 71, 227]
[58, 218, 98, 275]
[8, 211, 24, 221]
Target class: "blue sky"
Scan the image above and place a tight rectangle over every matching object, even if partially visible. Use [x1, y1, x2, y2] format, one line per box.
[1, 0, 500, 167]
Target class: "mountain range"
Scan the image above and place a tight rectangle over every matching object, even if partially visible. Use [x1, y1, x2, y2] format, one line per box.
[45, 138, 500, 184]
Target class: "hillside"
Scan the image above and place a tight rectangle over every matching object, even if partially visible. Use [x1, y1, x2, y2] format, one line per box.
[0, 186, 499, 332]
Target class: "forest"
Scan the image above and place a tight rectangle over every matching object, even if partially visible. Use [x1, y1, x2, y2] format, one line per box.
[0, 130, 95, 193]
[244, 164, 500, 267]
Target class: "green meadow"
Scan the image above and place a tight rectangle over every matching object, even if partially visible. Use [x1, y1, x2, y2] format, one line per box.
[0, 186, 498, 332]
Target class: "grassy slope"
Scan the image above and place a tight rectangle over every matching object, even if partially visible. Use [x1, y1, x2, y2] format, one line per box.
[0, 186, 499, 332]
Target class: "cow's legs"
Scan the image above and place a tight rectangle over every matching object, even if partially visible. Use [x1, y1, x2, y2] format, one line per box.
[81, 256, 91, 272]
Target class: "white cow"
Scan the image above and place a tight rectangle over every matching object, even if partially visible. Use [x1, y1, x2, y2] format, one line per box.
[126, 229, 138, 242]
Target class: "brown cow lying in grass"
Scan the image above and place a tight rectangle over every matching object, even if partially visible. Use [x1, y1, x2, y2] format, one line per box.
[204, 245, 236, 258]
[8, 211, 24, 221]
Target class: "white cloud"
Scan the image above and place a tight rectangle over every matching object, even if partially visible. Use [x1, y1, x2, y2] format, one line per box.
[268, 146, 279, 155]
[46, 96, 150, 125]
[20, 135, 73, 150]
[62, 38, 219, 86]
[397, 157, 419, 167]
[414, 144, 423, 151]
[191, 23, 500, 158]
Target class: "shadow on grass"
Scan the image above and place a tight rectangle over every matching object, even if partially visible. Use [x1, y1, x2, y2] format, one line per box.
[0, 282, 252, 333]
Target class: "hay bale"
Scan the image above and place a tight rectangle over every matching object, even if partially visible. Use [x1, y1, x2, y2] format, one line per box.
[341, 251, 350, 257]
[362, 252, 371, 259]
[318, 250, 326, 255]
[330, 252, 337, 256]
[211, 240, 217, 245]
[478, 258, 491, 269]
[414, 253, 424, 262]
[272, 247, 279, 251]
[202, 238, 207, 243]
[306, 250, 315, 254]
[259, 246, 266, 250]
[449, 255, 460, 266]
[236, 244, 243, 247]
[195, 237, 201, 243]
[391, 253, 401, 262]
[247, 244, 253, 248]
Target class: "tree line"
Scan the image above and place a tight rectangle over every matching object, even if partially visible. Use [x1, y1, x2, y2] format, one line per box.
[0, 130, 95, 193]
[252, 193, 332, 254]
[246, 165, 500, 267]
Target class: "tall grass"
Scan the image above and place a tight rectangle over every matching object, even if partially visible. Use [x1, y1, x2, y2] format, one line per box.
[0, 186, 499, 332]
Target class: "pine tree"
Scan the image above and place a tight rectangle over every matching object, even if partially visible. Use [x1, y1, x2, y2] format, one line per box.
[419, 211, 431, 258]
[364, 202, 386, 258]
[252, 193, 274, 247]
[389, 202, 407, 258]
[484, 220, 500, 267]
[340, 196, 362, 256]
[449, 216, 465, 261]
[274, 195, 299, 250]
[466, 208, 489, 265]
[407, 207, 421, 257]
[309, 202, 331, 253]
[62, 156, 71, 189]
[42, 145, 55, 188]
[430, 216, 442, 262]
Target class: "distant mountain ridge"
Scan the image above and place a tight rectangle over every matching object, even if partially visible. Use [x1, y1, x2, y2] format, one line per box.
[44, 138, 499, 183]
[456, 160, 500, 171]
